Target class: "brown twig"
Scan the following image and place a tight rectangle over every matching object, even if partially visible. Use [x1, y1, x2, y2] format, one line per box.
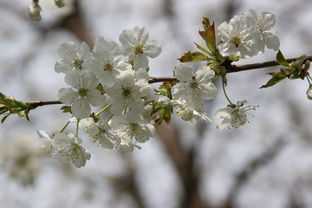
[227, 55, 312, 73]
[148, 55, 312, 83]
[26, 101, 63, 109]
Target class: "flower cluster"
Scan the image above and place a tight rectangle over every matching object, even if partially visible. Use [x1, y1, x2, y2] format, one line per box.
[37, 9, 274, 168]
[217, 9, 279, 57]
[38, 26, 162, 167]
[215, 100, 259, 129]
[171, 65, 217, 122]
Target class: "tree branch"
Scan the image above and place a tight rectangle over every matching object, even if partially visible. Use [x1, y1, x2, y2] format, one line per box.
[18, 55, 312, 108]
[148, 55, 312, 83]
[227, 55, 312, 73]
[26, 101, 63, 109]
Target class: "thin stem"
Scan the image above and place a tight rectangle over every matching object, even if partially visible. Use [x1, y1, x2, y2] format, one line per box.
[307, 76, 312, 85]
[308, 74, 312, 83]
[60, 120, 70, 133]
[222, 80, 233, 105]
[26, 100, 62, 109]
[106, 114, 113, 122]
[76, 118, 80, 136]
[95, 104, 111, 117]
[148, 77, 175, 83]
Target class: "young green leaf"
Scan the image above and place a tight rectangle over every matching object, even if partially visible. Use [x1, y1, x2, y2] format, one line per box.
[276, 50, 289, 67]
[178, 51, 208, 63]
[260, 72, 288, 88]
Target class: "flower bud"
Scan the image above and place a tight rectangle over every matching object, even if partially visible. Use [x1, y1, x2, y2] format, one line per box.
[307, 85, 312, 100]
[55, 0, 65, 8]
[27, 2, 41, 21]
[181, 108, 193, 121]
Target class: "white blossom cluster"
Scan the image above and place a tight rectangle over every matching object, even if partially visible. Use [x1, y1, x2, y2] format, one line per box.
[38, 16, 266, 167]
[39, 26, 162, 167]
[217, 9, 280, 57]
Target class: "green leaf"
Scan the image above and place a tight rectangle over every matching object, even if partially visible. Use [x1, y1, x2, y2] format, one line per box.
[152, 102, 173, 125]
[1, 114, 9, 123]
[155, 81, 176, 99]
[225, 55, 240, 62]
[260, 72, 288, 88]
[178, 51, 208, 63]
[55, 0, 65, 7]
[276, 50, 289, 67]
[60, 106, 71, 113]
[193, 42, 210, 55]
[199, 23, 217, 53]
[292, 55, 306, 68]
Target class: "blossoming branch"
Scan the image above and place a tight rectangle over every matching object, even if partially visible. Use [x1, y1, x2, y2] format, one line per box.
[1, 8, 311, 168]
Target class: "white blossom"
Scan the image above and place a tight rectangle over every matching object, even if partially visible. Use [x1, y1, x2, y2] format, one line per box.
[244, 9, 280, 51]
[217, 14, 262, 57]
[172, 65, 217, 115]
[215, 100, 259, 129]
[91, 36, 132, 87]
[172, 99, 211, 122]
[106, 69, 152, 121]
[37, 130, 54, 154]
[55, 41, 93, 74]
[79, 118, 117, 149]
[58, 71, 104, 119]
[119, 26, 161, 69]
[52, 133, 91, 168]
[110, 115, 155, 152]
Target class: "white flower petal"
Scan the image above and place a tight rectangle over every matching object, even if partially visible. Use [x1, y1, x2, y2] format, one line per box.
[133, 54, 148, 70]
[58, 88, 77, 104]
[215, 107, 232, 118]
[54, 62, 72, 74]
[174, 64, 193, 82]
[87, 89, 104, 106]
[57, 42, 78, 61]
[72, 97, 91, 119]
[143, 40, 161, 58]
[263, 32, 280, 50]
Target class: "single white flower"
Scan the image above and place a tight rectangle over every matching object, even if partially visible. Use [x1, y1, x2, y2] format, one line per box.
[244, 9, 280, 51]
[111, 115, 155, 151]
[55, 41, 92, 74]
[217, 14, 261, 57]
[52, 133, 91, 168]
[119, 26, 161, 70]
[79, 118, 116, 149]
[91, 36, 132, 87]
[37, 130, 54, 154]
[215, 100, 259, 129]
[172, 99, 211, 122]
[172, 65, 217, 113]
[58, 71, 104, 118]
[106, 69, 152, 121]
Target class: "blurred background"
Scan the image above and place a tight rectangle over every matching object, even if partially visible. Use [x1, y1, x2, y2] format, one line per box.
[1, 0, 312, 207]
